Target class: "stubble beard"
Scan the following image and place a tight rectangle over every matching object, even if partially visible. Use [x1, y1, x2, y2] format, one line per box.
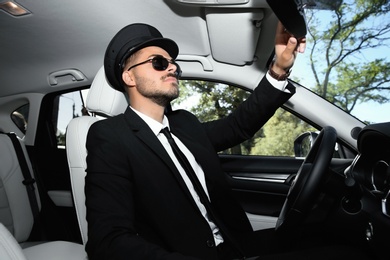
[136, 75, 180, 107]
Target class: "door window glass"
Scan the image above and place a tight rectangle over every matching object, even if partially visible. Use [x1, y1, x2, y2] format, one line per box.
[173, 80, 317, 157]
[54, 90, 87, 148]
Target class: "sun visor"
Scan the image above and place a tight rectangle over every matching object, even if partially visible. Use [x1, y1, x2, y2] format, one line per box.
[206, 9, 264, 65]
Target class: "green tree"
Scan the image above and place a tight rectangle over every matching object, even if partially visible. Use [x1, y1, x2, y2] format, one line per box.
[304, 0, 390, 115]
[174, 80, 262, 154]
[173, 81, 315, 156]
[253, 108, 315, 156]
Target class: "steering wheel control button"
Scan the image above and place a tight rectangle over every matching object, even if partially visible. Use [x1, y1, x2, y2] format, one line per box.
[206, 240, 215, 248]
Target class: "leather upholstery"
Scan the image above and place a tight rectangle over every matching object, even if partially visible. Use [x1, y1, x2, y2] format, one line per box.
[0, 223, 87, 260]
[0, 223, 26, 260]
[66, 66, 128, 245]
[23, 240, 87, 260]
[0, 134, 40, 243]
[0, 135, 87, 259]
[85, 66, 129, 117]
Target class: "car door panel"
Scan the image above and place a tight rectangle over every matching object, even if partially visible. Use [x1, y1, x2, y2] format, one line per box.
[220, 154, 354, 231]
[220, 155, 303, 217]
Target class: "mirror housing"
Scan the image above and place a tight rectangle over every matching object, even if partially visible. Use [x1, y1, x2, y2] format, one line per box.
[294, 131, 318, 157]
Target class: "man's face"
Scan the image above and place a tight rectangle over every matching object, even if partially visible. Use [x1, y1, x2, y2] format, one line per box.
[123, 46, 180, 107]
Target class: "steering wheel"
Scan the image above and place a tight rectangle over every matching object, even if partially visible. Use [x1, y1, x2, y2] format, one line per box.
[275, 126, 337, 231]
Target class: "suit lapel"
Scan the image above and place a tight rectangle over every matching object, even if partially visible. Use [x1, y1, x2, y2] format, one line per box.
[123, 108, 203, 211]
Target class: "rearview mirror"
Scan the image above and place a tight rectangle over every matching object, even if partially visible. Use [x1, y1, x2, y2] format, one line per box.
[266, 0, 307, 39]
[266, 0, 342, 39]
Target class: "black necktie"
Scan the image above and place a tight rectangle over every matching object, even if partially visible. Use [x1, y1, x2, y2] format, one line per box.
[160, 127, 244, 257]
[160, 127, 211, 207]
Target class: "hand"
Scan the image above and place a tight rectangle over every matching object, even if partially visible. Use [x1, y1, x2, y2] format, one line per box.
[272, 21, 306, 75]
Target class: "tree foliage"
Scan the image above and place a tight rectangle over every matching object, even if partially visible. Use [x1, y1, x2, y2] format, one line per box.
[253, 109, 315, 156]
[174, 81, 260, 154]
[305, 0, 390, 114]
[174, 81, 314, 156]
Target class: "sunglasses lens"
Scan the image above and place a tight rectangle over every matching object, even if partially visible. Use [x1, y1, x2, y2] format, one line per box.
[151, 56, 181, 78]
[152, 57, 169, 71]
[175, 64, 182, 78]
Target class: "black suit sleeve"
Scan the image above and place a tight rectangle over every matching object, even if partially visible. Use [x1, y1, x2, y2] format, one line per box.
[203, 76, 295, 152]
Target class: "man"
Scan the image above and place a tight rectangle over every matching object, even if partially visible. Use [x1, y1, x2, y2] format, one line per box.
[85, 22, 305, 260]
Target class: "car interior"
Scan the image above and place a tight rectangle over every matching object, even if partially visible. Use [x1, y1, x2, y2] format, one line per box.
[0, 0, 389, 259]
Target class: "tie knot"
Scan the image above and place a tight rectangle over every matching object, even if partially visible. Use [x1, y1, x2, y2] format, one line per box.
[160, 127, 173, 140]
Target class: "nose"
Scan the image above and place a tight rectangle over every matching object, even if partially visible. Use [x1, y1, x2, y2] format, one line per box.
[168, 62, 182, 78]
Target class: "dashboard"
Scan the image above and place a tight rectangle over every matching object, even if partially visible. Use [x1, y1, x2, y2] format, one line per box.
[353, 123, 390, 215]
[347, 122, 390, 259]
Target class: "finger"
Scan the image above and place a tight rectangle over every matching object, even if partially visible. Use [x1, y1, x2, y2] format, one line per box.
[284, 37, 298, 57]
[297, 37, 306, 53]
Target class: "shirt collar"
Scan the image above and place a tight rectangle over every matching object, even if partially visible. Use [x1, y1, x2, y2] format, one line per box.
[130, 106, 170, 136]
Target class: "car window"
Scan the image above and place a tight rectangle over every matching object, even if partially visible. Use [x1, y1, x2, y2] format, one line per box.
[57, 81, 350, 158]
[54, 90, 87, 148]
[11, 103, 29, 134]
[173, 80, 318, 157]
[290, 2, 390, 124]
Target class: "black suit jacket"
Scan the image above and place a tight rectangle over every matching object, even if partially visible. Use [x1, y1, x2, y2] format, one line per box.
[85, 77, 295, 260]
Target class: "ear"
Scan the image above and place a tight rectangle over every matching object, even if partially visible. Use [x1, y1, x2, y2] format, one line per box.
[122, 71, 136, 87]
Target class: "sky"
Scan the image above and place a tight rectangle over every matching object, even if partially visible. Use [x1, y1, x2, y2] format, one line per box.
[290, 59, 390, 125]
[289, 5, 390, 124]
[351, 101, 390, 124]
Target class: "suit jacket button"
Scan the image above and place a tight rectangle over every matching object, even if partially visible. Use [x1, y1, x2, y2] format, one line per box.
[206, 240, 215, 247]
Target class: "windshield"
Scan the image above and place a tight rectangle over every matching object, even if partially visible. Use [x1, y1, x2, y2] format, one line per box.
[290, 0, 390, 124]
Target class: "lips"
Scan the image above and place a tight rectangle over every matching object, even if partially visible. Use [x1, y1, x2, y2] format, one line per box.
[162, 74, 178, 83]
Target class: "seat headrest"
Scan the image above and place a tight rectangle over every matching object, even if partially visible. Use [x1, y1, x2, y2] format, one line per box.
[86, 66, 129, 117]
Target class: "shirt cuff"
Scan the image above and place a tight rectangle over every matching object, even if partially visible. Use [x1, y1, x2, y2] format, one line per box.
[266, 72, 290, 93]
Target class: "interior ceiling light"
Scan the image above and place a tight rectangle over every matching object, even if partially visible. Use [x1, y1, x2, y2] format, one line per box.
[0, 1, 31, 16]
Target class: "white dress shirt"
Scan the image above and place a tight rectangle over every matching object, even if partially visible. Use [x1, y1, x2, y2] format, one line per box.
[131, 108, 224, 246]
[130, 75, 288, 246]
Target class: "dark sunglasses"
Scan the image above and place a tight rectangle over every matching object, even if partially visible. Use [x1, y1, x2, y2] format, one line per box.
[127, 55, 182, 78]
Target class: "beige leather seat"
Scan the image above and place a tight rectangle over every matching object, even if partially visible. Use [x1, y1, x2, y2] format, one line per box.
[0, 133, 87, 259]
[66, 66, 128, 245]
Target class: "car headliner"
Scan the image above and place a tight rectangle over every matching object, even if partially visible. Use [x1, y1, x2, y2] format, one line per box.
[0, 0, 277, 97]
